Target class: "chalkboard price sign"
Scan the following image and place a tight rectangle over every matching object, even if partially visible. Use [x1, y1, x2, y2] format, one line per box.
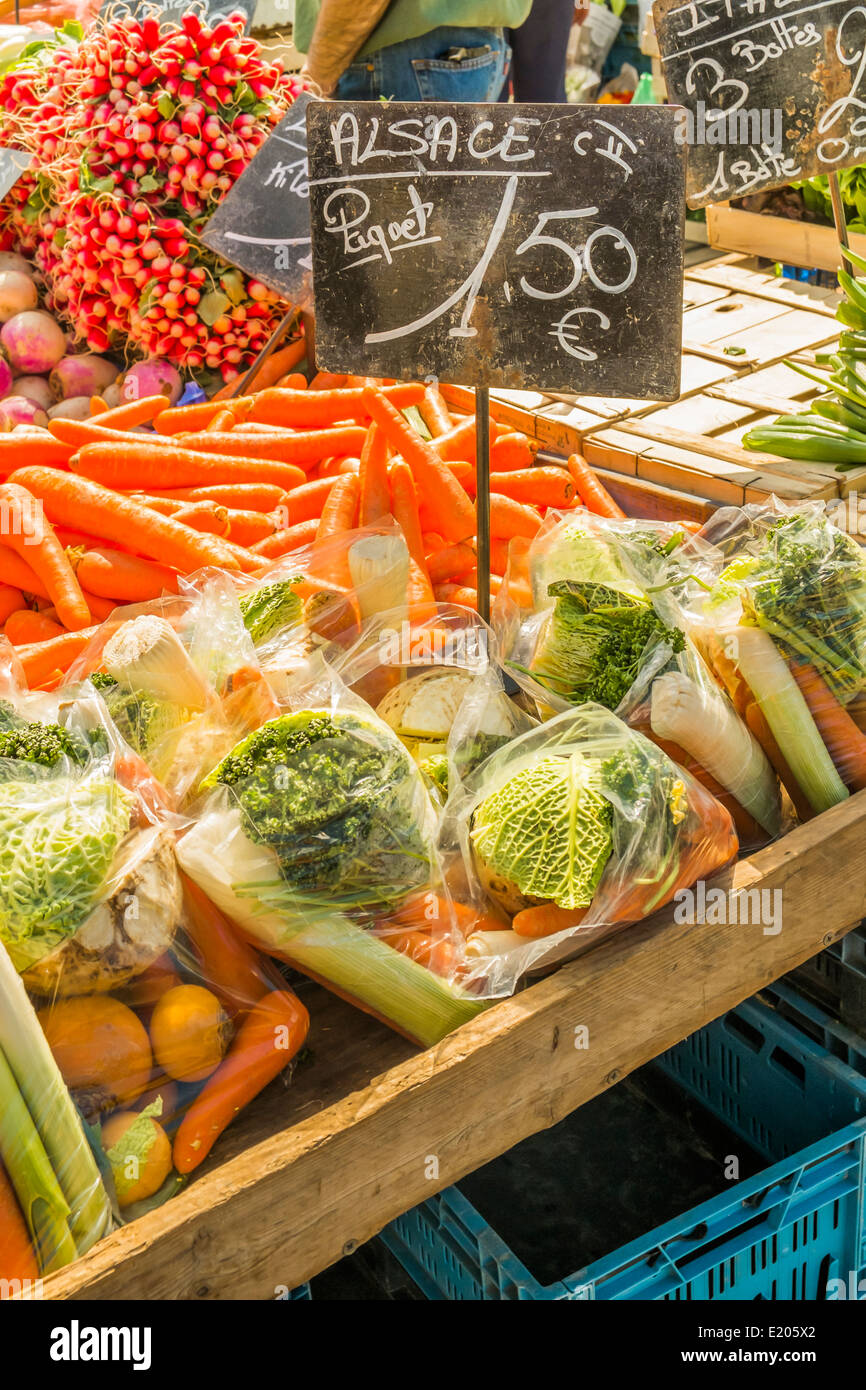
[655, 0, 865, 209]
[305, 102, 685, 398]
[100, 0, 257, 29]
[0, 148, 33, 203]
[201, 91, 315, 311]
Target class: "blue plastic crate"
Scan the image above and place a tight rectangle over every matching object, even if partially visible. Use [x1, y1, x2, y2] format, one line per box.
[786, 927, 866, 1035]
[379, 994, 866, 1300]
[287, 1283, 312, 1300]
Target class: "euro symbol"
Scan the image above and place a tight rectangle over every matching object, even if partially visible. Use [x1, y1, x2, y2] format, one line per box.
[550, 306, 611, 360]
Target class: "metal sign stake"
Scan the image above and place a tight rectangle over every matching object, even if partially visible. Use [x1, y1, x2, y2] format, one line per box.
[829, 172, 853, 276]
[475, 385, 491, 624]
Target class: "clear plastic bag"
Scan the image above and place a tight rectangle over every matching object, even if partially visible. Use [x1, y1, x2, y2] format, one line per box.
[0, 642, 307, 1283]
[450, 703, 738, 994]
[494, 510, 783, 846]
[177, 653, 485, 1048]
[684, 502, 866, 821]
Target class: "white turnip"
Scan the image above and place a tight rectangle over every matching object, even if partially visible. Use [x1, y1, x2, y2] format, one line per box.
[50, 353, 119, 400]
[0, 271, 38, 323]
[121, 359, 182, 406]
[0, 252, 35, 278]
[1, 310, 67, 375]
[47, 395, 93, 421]
[13, 375, 56, 410]
[0, 395, 49, 429]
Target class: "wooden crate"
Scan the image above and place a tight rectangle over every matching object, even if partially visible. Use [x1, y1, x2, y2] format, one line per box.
[45, 793, 866, 1299]
[706, 203, 866, 274]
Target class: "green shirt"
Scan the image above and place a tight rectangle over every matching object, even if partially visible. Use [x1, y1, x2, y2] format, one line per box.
[294, 1, 532, 58]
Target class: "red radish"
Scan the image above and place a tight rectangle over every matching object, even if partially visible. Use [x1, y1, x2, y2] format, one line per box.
[1, 311, 67, 374]
[0, 272, 38, 322]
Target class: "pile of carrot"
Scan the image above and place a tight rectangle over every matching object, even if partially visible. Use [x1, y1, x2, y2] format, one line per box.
[0, 372, 628, 689]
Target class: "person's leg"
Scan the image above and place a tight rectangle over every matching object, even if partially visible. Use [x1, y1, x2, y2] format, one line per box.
[510, 0, 574, 103]
[337, 26, 508, 103]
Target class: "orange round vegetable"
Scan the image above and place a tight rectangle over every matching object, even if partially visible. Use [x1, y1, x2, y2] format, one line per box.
[38, 996, 153, 1116]
[101, 1110, 173, 1209]
[149, 984, 231, 1083]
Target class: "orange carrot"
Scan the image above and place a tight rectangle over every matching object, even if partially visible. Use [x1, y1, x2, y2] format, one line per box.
[154, 400, 247, 435]
[358, 423, 390, 525]
[491, 433, 540, 472]
[433, 583, 477, 609]
[390, 892, 503, 938]
[252, 518, 319, 558]
[143, 483, 286, 513]
[17, 626, 100, 687]
[0, 1161, 38, 1285]
[309, 371, 348, 390]
[490, 466, 575, 509]
[276, 372, 308, 390]
[790, 661, 866, 792]
[206, 407, 237, 432]
[315, 471, 359, 544]
[432, 417, 485, 462]
[76, 546, 180, 601]
[363, 387, 476, 542]
[89, 396, 109, 416]
[0, 547, 47, 599]
[239, 335, 306, 394]
[10, 467, 242, 574]
[0, 435, 73, 477]
[427, 540, 477, 585]
[226, 509, 275, 547]
[0, 584, 24, 625]
[181, 874, 270, 1015]
[171, 500, 231, 537]
[91, 394, 169, 431]
[282, 475, 339, 524]
[567, 453, 626, 519]
[423, 532, 445, 553]
[5, 609, 64, 645]
[0, 483, 91, 630]
[390, 461, 435, 614]
[249, 381, 425, 429]
[418, 385, 453, 437]
[176, 427, 366, 470]
[489, 493, 542, 540]
[80, 588, 119, 621]
[173, 989, 309, 1173]
[447, 460, 477, 495]
[72, 441, 305, 492]
[48, 417, 167, 450]
[512, 904, 589, 938]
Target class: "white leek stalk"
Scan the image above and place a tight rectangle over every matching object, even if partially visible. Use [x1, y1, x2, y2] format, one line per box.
[103, 615, 210, 710]
[0, 941, 112, 1256]
[0, 1045, 77, 1274]
[348, 533, 410, 620]
[734, 626, 848, 814]
[650, 671, 782, 835]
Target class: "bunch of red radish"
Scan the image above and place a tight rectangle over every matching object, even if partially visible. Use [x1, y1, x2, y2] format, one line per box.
[0, 11, 298, 383]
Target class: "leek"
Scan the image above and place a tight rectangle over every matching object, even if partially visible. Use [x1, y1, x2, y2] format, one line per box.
[0, 941, 112, 1255]
[650, 671, 782, 835]
[733, 626, 849, 814]
[0, 1045, 77, 1274]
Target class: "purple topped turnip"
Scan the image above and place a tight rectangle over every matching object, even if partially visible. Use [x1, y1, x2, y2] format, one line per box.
[47, 396, 94, 421]
[1, 311, 66, 375]
[0, 395, 49, 429]
[50, 353, 119, 400]
[0, 358, 12, 402]
[120, 359, 182, 407]
[13, 376, 56, 411]
[0, 253, 35, 278]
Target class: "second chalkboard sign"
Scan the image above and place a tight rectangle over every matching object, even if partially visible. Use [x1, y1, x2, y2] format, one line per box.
[656, 0, 866, 208]
[305, 102, 685, 398]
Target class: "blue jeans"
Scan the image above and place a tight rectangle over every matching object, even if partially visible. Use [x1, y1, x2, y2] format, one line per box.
[336, 26, 511, 103]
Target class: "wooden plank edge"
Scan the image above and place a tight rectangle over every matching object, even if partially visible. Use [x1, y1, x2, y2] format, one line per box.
[43, 792, 866, 1300]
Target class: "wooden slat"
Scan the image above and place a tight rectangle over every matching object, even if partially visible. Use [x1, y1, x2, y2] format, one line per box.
[707, 203, 866, 276]
[685, 262, 840, 317]
[45, 793, 866, 1299]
